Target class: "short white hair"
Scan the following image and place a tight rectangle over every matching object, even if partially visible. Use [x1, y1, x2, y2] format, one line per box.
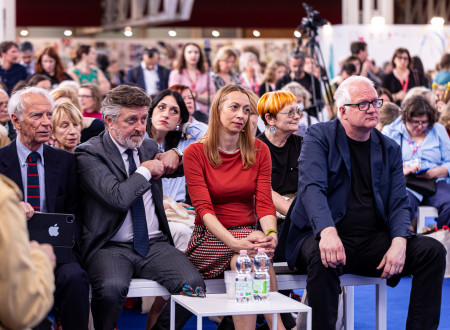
[334, 76, 375, 118]
[0, 89, 8, 98]
[239, 52, 258, 72]
[8, 86, 54, 120]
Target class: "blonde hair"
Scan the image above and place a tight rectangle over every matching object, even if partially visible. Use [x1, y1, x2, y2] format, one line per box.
[262, 60, 288, 84]
[281, 82, 311, 109]
[257, 90, 297, 125]
[52, 101, 84, 132]
[212, 47, 238, 73]
[50, 87, 82, 112]
[203, 84, 256, 169]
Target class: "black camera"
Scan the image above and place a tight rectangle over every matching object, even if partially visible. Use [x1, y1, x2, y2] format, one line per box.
[298, 3, 328, 36]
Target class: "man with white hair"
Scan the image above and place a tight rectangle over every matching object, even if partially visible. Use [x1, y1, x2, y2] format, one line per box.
[0, 86, 90, 330]
[75, 84, 204, 330]
[278, 76, 446, 329]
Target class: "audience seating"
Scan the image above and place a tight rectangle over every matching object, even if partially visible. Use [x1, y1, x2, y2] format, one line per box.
[111, 262, 387, 330]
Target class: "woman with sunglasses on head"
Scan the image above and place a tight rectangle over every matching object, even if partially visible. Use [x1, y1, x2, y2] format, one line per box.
[382, 94, 450, 230]
[184, 85, 286, 330]
[382, 48, 428, 105]
[256, 91, 302, 230]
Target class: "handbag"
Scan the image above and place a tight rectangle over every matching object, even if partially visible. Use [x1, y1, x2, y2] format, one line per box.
[425, 226, 450, 278]
[405, 175, 436, 197]
[400, 135, 436, 197]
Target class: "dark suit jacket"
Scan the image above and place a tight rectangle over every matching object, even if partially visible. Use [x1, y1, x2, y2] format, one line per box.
[0, 140, 77, 214]
[75, 131, 174, 265]
[278, 119, 412, 268]
[126, 64, 170, 93]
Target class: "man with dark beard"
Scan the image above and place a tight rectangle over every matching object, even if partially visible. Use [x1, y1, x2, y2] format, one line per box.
[75, 85, 204, 330]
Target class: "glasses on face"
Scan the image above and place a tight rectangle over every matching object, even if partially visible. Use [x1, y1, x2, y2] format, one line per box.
[396, 55, 409, 62]
[278, 107, 302, 118]
[343, 98, 383, 111]
[409, 120, 428, 128]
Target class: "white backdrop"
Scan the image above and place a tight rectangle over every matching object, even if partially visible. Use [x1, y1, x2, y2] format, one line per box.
[318, 24, 450, 77]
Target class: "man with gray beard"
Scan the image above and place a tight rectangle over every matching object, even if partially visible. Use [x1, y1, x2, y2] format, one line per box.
[75, 85, 204, 330]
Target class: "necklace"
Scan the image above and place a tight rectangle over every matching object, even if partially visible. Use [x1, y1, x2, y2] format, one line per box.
[218, 146, 240, 154]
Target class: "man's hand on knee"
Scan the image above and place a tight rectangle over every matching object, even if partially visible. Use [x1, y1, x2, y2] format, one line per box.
[319, 227, 346, 268]
[377, 237, 407, 279]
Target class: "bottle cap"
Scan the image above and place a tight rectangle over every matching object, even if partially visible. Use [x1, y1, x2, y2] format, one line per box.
[258, 248, 265, 253]
[239, 250, 247, 254]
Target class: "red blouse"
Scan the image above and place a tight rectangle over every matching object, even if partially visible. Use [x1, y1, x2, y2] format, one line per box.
[183, 139, 276, 227]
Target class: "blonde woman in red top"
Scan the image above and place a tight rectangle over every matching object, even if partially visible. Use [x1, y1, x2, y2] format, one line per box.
[183, 84, 285, 330]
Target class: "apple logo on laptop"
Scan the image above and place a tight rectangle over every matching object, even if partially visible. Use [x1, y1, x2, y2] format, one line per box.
[49, 224, 59, 237]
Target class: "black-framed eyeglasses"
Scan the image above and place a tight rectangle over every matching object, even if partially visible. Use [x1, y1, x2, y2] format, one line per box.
[343, 99, 383, 111]
[278, 108, 302, 118]
[409, 120, 429, 127]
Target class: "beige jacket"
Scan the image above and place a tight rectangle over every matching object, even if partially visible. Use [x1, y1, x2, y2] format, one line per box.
[0, 175, 55, 330]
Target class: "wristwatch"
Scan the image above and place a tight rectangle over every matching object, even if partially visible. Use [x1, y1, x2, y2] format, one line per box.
[171, 148, 183, 161]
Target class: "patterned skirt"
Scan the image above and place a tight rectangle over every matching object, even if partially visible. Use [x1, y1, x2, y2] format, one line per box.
[185, 224, 256, 279]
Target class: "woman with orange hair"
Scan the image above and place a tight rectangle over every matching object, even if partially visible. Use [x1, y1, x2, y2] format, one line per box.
[35, 46, 73, 88]
[184, 84, 285, 330]
[257, 91, 302, 225]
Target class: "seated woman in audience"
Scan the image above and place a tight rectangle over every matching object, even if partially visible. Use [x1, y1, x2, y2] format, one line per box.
[26, 74, 52, 90]
[68, 44, 111, 95]
[210, 47, 241, 91]
[256, 91, 302, 228]
[51, 102, 83, 153]
[375, 101, 400, 131]
[147, 89, 207, 250]
[382, 95, 450, 229]
[184, 84, 285, 330]
[281, 82, 318, 137]
[258, 60, 289, 97]
[168, 84, 209, 131]
[50, 87, 104, 143]
[168, 43, 215, 115]
[239, 52, 263, 95]
[382, 48, 428, 105]
[78, 83, 103, 120]
[34, 46, 72, 88]
[248, 90, 262, 137]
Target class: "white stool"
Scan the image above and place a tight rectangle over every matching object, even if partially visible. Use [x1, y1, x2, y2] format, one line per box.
[417, 206, 439, 233]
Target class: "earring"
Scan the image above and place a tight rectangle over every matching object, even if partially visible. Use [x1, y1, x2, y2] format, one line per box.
[269, 126, 277, 134]
[175, 125, 180, 131]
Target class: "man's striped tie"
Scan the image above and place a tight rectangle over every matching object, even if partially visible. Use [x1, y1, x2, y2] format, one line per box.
[27, 151, 40, 210]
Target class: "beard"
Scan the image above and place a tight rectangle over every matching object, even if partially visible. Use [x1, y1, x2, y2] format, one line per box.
[112, 127, 145, 149]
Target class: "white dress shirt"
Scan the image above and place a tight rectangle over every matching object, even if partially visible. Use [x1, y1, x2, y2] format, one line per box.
[141, 61, 160, 95]
[110, 136, 162, 242]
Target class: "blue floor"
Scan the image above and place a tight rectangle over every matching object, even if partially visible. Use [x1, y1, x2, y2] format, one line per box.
[117, 277, 450, 329]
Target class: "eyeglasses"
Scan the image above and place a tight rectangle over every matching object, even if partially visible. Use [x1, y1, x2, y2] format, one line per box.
[278, 108, 302, 118]
[343, 99, 383, 111]
[409, 120, 428, 127]
[396, 56, 409, 61]
[180, 285, 206, 298]
[78, 95, 93, 99]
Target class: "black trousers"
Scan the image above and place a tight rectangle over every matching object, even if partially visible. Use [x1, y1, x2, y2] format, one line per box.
[87, 235, 204, 330]
[296, 232, 446, 330]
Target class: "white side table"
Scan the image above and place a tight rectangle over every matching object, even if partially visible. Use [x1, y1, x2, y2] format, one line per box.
[170, 292, 312, 330]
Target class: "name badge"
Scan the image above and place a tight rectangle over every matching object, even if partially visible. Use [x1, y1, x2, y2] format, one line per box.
[404, 158, 420, 168]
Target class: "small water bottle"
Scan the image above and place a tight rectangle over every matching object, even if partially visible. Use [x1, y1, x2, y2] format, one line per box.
[235, 250, 253, 303]
[253, 248, 271, 301]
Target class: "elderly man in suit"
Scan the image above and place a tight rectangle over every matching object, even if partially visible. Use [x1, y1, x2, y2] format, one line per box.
[75, 84, 204, 330]
[278, 76, 446, 330]
[0, 86, 89, 330]
[126, 47, 171, 95]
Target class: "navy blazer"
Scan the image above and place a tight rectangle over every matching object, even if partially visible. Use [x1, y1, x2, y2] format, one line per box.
[125, 64, 170, 93]
[278, 119, 412, 268]
[75, 132, 174, 265]
[0, 140, 77, 214]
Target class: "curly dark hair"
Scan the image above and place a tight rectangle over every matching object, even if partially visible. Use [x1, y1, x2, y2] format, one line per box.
[401, 94, 438, 129]
[147, 90, 189, 150]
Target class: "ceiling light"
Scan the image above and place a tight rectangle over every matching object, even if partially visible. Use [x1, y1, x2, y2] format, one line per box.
[430, 17, 445, 27]
[20, 29, 29, 37]
[212, 30, 220, 37]
[253, 30, 261, 37]
[63, 30, 73, 37]
[168, 30, 177, 37]
[371, 16, 385, 25]
[294, 30, 301, 38]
